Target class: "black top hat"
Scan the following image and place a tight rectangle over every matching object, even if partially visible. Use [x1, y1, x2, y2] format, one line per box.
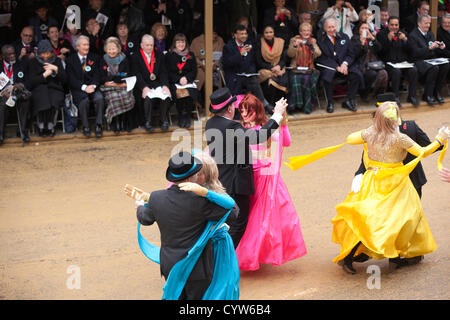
[376, 92, 396, 106]
[209, 87, 237, 113]
[166, 151, 203, 182]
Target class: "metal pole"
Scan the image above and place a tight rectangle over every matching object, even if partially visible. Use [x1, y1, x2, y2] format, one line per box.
[204, 0, 213, 119]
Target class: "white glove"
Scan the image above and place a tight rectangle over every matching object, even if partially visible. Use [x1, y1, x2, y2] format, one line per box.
[135, 199, 145, 209]
[436, 126, 450, 142]
[351, 174, 363, 193]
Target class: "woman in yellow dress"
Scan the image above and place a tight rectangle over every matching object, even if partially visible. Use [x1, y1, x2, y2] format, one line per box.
[333, 102, 449, 273]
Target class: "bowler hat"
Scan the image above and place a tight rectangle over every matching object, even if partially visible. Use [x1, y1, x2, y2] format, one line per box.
[209, 87, 237, 113]
[166, 151, 203, 182]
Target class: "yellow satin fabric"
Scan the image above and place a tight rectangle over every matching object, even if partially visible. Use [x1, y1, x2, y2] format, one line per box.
[284, 138, 448, 263]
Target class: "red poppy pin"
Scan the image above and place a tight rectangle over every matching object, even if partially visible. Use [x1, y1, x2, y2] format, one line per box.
[103, 65, 107, 70]
[88, 60, 93, 66]
[403, 123, 407, 130]
[60, 40, 63, 45]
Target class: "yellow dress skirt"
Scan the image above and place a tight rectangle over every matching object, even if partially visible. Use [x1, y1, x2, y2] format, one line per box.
[331, 154, 437, 263]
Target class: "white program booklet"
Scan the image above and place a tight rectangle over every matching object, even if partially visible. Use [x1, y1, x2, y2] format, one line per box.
[424, 58, 449, 65]
[386, 61, 415, 69]
[147, 86, 171, 100]
[175, 83, 197, 89]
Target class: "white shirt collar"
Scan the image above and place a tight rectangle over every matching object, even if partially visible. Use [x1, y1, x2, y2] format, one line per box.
[418, 27, 427, 37]
[78, 53, 87, 62]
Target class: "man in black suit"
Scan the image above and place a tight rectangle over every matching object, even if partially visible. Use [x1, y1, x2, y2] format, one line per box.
[66, 35, 105, 138]
[403, 0, 430, 33]
[205, 87, 287, 247]
[12, 26, 37, 63]
[316, 18, 363, 113]
[376, 16, 419, 107]
[131, 34, 171, 132]
[222, 24, 274, 114]
[0, 45, 31, 145]
[437, 13, 450, 59]
[408, 14, 449, 105]
[136, 151, 235, 300]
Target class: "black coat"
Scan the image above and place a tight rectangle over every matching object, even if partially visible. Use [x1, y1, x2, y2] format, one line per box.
[222, 38, 257, 96]
[100, 56, 132, 83]
[205, 115, 279, 195]
[376, 28, 411, 63]
[437, 25, 450, 59]
[262, 7, 299, 47]
[65, 52, 102, 105]
[1, 59, 28, 86]
[28, 57, 67, 115]
[351, 35, 383, 72]
[136, 184, 235, 281]
[355, 120, 441, 191]
[130, 49, 169, 91]
[316, 32, 364, 85]
[165, 51, 198, 100]
[408, 27, 447, 74]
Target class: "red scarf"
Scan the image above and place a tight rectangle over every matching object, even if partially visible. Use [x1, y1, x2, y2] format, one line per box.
[140, 48, 155, 74]
[177, 54, 190, 72]
[3, 61, 13, 79]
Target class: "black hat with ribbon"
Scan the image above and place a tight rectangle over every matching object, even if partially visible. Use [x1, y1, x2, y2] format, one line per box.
[166, 151, 203, 182]
[209, 87, 237, 113]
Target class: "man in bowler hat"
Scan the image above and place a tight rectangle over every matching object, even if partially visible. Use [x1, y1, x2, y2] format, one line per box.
[205, 87, 288, 248]
[136, 151, 235, 300]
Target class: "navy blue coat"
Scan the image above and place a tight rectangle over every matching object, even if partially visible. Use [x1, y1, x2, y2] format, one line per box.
[222, 38, 257, 96]
[316, 32, 363, 85]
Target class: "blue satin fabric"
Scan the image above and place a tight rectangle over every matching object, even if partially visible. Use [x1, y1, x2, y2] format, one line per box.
[137, 190, 240, 300]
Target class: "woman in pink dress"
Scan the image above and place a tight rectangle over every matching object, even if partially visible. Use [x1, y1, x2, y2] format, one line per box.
[235, 94, 307, 270]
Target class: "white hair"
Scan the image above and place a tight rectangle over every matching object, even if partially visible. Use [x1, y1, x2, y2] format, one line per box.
[141, 34, 154, 44]
[76, 35, 90, 48]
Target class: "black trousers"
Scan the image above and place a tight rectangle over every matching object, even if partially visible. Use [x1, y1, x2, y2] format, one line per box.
[0, 98, 30, 135]
[386, 65, 418, 98]
[228, 193, 251, 248]
[240, 76, 267, 105]
[419, 63, 450, 97]
[78, 91, 104, 128]
[178, 279, 212, 300]
[175, 96, 193, 118]
[323, 72, 360, 104]
[143, 96, 170, 124]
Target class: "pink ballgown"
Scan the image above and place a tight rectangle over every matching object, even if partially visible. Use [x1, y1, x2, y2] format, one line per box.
[235, 124, 307, 270]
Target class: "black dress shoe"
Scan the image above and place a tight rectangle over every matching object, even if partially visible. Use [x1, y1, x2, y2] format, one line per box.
[326, 103, 334, 113]
[83, 127, 91, 137]
[342, 260, 356, 274]
[21, 132, 30, 143]
[423, 95, 437, 106]
[95, 125, 103, 138]
[342, 99, 357, 112]
[353, 253, 370, 263]
[161, 121, 169, 131]
[395, 97, 402, 108]
[406, 96, 419, 107]
[145, 121, 154, 133]
[435, 94, 445, 104]
[0, 133, 3, 145]
[38, 128, 45, 137]
[49, 128, 55, 137]
[184, 115, 191, 128]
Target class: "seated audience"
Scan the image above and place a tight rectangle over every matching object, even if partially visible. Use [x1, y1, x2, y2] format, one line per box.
[376, 16, 418, 107]
[437, 13, 450, 59]
[82, 0, 114, 40]
[84, 18, 104, 56]
[48, 25, 74, 64]
[13, 26, 37, 62]
[28, 40, 67, 137]
[403, 1, 430, 33]
[222, 24, 274, 115]
[28, 1, 58, 43]
[256, 25, 288, 108]
[116, 22, 138, 57]
[151, 22, 169, 54]
[66, 35, 105, 138]
[263, 0, 299, 47]
[0, 45, 31, 144]
[165, 33, 198, 128]
[130, 34, 171, 132]
[351, 22, 388, 100]
[287, 22, 321, 114]
[100, 37, 135, 134]
[323, 1, 359, 39]
[316, 18, 363, 113]
[408, 14, 449, 105]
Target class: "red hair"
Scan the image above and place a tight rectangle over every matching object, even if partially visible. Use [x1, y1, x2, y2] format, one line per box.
[238, 94, 268, 126]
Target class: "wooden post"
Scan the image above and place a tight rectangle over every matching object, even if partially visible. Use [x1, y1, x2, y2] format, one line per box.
[204, 0, 213, 119]
[431, 0, 438, 38]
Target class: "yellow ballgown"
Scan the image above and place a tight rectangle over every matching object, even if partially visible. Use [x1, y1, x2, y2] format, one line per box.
[285, 126, 447, 262]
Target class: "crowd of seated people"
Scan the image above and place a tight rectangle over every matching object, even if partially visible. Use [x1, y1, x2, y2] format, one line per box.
[1, 0, 450, 146]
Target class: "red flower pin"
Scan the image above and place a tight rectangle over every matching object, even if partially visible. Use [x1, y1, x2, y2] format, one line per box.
[403, 123, 407, 130]
[103, 65, 107, 70]
[88, 60, 93, 66]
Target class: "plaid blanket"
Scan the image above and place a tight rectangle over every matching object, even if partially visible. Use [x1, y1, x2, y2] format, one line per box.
[288, 71, 319, 114]
[100, 85, 135, 124]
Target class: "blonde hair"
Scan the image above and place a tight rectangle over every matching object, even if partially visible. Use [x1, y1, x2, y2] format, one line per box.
[369, 101, 400, 145]
[299, 22, 312, 33]
[194, 152, 226, 194]
[104, 36, 121, 52]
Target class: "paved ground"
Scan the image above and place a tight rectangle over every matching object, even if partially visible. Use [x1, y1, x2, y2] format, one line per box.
[0, 102, 449, 300]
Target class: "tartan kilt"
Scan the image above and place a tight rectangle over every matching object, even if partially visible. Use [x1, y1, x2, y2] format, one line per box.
[100, 85, 135, 124]
[289, 70, 319, 107]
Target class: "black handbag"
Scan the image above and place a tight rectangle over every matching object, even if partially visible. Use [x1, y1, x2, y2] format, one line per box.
[366, 61, 385, 71]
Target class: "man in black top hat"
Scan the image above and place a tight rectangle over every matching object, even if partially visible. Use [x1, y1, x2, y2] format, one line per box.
[136, 151, 234, 300]
[205, 87, 287, 247]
